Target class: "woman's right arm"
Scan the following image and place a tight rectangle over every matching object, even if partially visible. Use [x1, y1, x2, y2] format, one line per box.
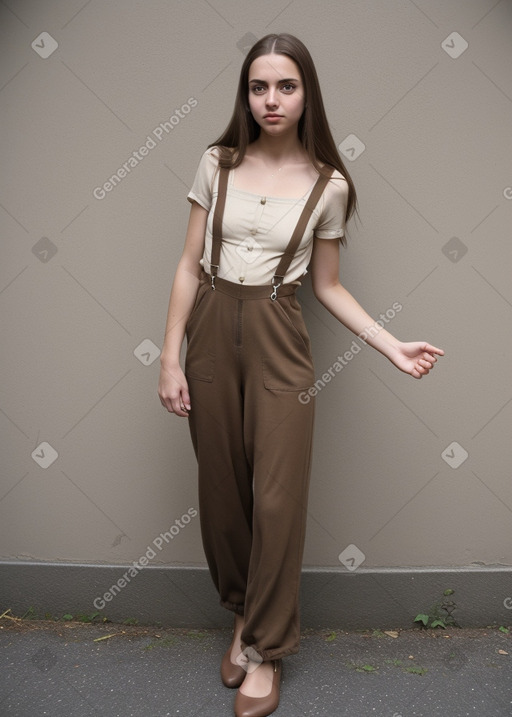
[158, 200, 208, 416]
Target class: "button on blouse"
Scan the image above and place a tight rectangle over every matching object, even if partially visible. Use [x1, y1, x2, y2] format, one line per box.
[187, 146, 348, 286]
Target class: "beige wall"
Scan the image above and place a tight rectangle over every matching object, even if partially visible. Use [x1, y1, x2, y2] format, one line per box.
[1, 0, 511, 572]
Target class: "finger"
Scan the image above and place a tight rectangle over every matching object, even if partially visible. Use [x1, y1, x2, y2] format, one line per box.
[417, 361, 432, 375]
[418, 359, 431, 370]
[181, 389, 191, 412]
[159, 392, 183, 415]
[173, 396, 190, 417]
[423, 352, 438, 363]
[423, 344, 444, 356]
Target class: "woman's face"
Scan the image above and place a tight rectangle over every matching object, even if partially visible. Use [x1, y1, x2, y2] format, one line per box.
[247, 53, 305, 137]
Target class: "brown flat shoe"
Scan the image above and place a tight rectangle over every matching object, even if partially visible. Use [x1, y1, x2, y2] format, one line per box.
[220, 617, 246, 688]
[233, 659, 282, 717]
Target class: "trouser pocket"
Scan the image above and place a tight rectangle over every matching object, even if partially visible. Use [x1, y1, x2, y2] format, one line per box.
[261, 296, 314, 391]
[185, 281, 216, 382]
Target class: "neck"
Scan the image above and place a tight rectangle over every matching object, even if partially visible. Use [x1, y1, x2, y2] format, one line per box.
[251, 131, 306, 165]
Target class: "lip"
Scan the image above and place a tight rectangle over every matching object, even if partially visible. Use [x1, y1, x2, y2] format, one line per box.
[264, 114, 283, 119]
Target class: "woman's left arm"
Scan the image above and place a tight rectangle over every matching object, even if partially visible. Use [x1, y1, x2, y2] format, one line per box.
[309, 238, 444, 379]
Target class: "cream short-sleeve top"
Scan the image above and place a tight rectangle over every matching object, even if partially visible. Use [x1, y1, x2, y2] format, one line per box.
[187, 146, 349, 286]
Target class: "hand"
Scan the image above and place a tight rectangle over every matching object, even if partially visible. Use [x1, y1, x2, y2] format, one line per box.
[158, 362, 191, 416]
[387, 341, 444, 379]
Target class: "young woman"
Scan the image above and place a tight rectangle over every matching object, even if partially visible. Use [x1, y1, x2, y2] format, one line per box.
[158, 33, 444, 717]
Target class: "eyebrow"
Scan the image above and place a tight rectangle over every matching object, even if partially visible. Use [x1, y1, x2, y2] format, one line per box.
[248, 78, 299, 84]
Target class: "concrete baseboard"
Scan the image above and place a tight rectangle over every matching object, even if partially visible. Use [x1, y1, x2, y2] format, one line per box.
[1, 561, 511, 629]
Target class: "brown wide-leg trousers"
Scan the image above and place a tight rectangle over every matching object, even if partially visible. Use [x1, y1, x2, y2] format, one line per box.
[184, 270, 316, 661]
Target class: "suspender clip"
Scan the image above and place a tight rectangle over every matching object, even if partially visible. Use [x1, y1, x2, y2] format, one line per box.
[210, 265, 219, 290]
[270, 276, 283, 301]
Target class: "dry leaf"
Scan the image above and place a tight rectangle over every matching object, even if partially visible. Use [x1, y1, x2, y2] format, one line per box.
[384, 630, 399, 638]
[498, 649, 508, 655]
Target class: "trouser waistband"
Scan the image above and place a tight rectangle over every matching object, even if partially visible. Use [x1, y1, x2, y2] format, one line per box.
[201, 270, 298, 300]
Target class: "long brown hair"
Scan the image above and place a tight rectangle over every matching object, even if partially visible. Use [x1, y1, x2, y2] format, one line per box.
[208, 33, 359, 244]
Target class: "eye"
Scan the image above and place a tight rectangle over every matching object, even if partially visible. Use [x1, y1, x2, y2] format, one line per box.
[251, 85, 265, 93]
[281, 83, 296, 92]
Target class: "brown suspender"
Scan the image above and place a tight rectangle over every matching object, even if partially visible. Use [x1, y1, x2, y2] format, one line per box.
[270, 166, 335, 299]
[209, 165, 229, 289]
[210, 163, 335, 300]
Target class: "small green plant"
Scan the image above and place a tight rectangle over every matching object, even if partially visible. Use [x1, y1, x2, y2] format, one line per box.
[414, 588, 458, 629]
[345, 661, 379, 673]
[405, 665, 428, 675]
[76, 612, 101, 623]
[61, 611, 105, 623]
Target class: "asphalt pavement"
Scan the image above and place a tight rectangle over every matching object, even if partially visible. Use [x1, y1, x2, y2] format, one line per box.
[0, 617, 510, 716]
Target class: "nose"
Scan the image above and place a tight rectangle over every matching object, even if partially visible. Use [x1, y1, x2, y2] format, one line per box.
[266, 87, 278, 108]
